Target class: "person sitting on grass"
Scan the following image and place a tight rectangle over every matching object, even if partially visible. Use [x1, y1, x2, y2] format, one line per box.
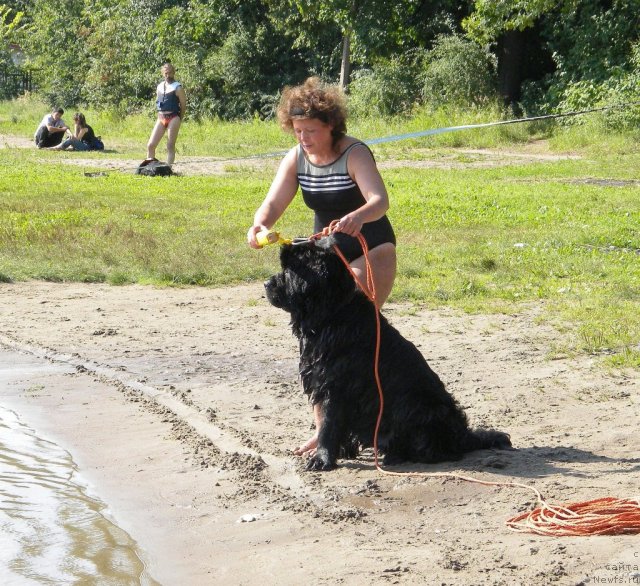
[34, 107, 69, 148]
[48, 113, 97, 151]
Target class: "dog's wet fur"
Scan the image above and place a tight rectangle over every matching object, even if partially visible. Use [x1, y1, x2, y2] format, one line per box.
[265, 236, 512, 471]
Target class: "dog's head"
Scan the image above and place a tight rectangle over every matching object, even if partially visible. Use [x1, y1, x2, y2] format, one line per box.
[264, 235, 358, 333]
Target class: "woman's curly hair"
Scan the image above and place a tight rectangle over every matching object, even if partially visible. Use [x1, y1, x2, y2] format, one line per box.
[277, 77, 348, 145]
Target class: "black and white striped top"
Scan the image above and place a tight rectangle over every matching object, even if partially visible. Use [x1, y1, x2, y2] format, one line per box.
[297, 142, 370, 228]
[296, 142, 396, 261]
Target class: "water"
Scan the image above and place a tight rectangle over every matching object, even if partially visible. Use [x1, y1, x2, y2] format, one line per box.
[0, 405, 158, 585]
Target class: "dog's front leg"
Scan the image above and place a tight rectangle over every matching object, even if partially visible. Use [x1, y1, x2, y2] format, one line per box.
[306, 398, 345, 471]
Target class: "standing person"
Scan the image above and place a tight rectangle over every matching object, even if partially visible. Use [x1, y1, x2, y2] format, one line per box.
[145, 62, 186, 166]
[34, 107, 69, 148]
[48, 113, 97, 151]
[247, 76, 397, 458]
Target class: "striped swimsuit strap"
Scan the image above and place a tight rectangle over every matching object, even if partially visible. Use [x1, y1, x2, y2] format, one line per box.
[297, 142, 368, 193]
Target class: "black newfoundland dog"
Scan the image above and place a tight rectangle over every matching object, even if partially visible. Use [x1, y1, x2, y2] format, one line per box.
[265, 236, 512, 471]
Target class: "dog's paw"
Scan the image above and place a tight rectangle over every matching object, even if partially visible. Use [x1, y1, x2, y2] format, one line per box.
[340, 436, 360, 460]
[382, 451, 406, 466]
[305, 452, 337, 471]
[492, 432, 513, 450]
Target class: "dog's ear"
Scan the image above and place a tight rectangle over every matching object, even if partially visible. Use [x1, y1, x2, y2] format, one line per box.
[278, 242, 297, 267]
[280, 235, 336, 267]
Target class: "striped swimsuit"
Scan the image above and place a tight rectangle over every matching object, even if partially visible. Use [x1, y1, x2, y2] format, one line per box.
[297, 142, 396, 261]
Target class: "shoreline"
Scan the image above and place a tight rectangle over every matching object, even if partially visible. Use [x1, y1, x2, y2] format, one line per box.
[0, 348, 223, 584]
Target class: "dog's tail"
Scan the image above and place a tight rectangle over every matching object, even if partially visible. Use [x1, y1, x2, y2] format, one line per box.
[463, 428, 512, 453]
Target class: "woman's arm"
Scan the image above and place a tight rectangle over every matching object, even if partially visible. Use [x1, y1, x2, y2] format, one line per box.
[177, 87, 187, 118]
[76, 126, 88, 140]
[337, 144, 389, 237]
[247, 147, 299, 248]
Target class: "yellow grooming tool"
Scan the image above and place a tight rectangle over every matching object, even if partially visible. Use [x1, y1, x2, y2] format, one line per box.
[256, 229, 292, 247]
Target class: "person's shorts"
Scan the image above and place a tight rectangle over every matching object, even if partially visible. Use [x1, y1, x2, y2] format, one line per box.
[158, 112, 180, 128]
[316, 215, 396, 262]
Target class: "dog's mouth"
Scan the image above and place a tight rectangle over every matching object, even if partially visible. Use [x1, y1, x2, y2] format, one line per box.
[264, 274, 285, 309]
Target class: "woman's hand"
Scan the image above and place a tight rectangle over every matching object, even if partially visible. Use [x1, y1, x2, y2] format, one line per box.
[247, 224, 268, 249]
[248, 148, 299, 249]
[334, 212, 363, 237]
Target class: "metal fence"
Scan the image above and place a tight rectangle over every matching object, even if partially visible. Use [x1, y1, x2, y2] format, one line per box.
[0, 68, 36, 97]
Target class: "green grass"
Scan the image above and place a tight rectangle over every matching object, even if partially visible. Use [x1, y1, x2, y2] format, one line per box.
[0, 94, 563, 156]
[1, 97, 640, 367]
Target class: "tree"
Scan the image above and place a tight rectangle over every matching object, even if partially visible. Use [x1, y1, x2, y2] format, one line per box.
[81, 0, 173, 112]
[463, 0, 640, 108]
[15, 0, 88, 105]
[1, 3, 22, 64]
[268, 0, 467, 88]
[463, 0, 573, 43]
[1, 3, 22, 42]
[0, 4, 25, 98]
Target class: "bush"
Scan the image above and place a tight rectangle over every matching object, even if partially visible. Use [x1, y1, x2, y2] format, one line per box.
[421, 34, 497, 108]
[594, 48, 640, 131]
[348, 51, 426, 117]
[545, 41, 640, 131]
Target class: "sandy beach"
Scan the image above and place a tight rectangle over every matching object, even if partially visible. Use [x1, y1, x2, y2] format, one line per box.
[0, 280, 638, 584]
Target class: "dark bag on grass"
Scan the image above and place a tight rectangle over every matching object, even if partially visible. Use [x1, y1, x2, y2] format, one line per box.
[90, 136, 104, 151]
[135, 159, 173, 177]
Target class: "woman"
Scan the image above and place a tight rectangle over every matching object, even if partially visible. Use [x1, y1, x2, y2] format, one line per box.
[145, 62, 186, 166]
[48, 112, 96, 151]
[247, 77, 397, 458]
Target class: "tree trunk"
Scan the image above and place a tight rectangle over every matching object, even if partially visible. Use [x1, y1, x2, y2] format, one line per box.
[339, 32, 351, 90]
[339, 0, 360, 90]
[497, 29, 525, 105]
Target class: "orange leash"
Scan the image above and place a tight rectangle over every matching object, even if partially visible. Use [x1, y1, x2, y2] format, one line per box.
[308, 222, 640, 536]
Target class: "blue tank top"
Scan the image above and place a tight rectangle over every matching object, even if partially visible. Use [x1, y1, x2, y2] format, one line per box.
[156, 81, 182, 114]
[296, 142, 396, 261]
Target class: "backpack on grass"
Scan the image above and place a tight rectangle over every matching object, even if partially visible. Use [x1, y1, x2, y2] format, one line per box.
[135, 158, 173, 177]
[90, 136, 105, 151]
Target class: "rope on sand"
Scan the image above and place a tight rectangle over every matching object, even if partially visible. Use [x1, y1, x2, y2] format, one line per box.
[310, 222, 640, 537]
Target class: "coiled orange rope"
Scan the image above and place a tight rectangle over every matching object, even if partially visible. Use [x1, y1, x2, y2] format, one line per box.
[309, 222, 640, 536]
[506, 497, 640, 536]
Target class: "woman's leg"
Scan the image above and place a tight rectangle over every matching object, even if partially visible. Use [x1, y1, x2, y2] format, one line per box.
[74, 139, 90, 151]
[146, 118, 166, 160]
[293, 403, 322, 456]
[165, 116, 182, 165]
[348, 242, 397, 310]
[48, 137, 73, 150]
[293, 243, 397, 456]
[64, 137, 85, 151]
